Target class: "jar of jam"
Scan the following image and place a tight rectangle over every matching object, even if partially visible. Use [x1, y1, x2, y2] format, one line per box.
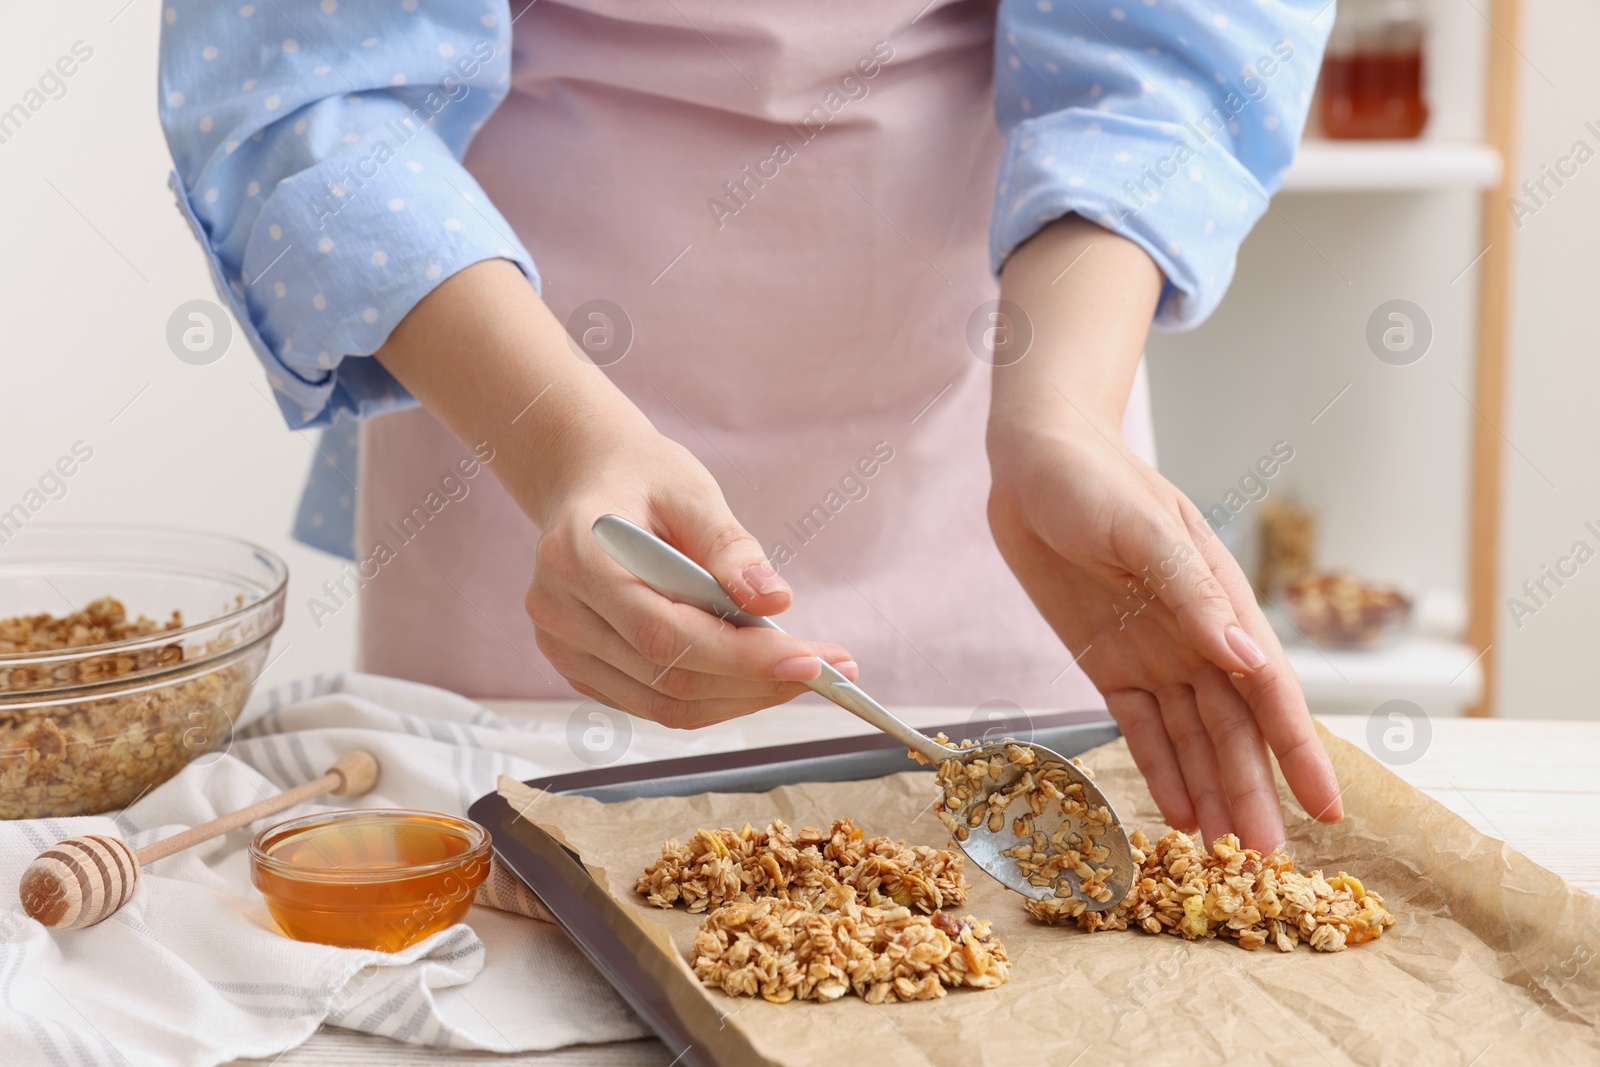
[1319, 0, 1429, 140]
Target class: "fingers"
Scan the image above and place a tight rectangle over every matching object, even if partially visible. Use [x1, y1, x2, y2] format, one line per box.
[530, 553, 860, 728]
[1112, 507, 1263, 678]
[584, 568, 843, 682]
[1155, 684, 1233, 849]
[1192, 670, 1285, 852]
[1105, 689, 1195, 833]
[540, 622, 854, 707]
[556, 649, 785, 729]
[535, 586, 857, 696]
[1229, 662, 1342, 824]
[543, 521, 833, 679]
[657, 493, 792, 616]
[1197, 533, 1344, 825]
[1118, 670, 1328, 853]
[528, 499, 861, 729]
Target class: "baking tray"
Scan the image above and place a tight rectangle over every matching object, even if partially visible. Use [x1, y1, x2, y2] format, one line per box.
[468, 710, 1119, 1067]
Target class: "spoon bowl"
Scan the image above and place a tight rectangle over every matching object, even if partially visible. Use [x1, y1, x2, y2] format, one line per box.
[934, 739, 1135, 908]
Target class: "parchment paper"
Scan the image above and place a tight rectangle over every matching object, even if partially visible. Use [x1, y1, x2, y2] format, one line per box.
[502, 724, 1600, 1066]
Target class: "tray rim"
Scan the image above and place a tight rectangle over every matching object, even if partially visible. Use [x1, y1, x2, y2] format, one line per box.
[516, 706, 1115, 798]
[468, 709, 1120, 1067]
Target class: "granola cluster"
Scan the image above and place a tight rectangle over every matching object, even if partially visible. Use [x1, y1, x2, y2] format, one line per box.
[0, 597, 184, 692]
[918, 735, 1120, 905]
[641, 819, 1010, 1003]
[0, 596, 181, 653]
[692, 885, 1010, 1004]
[0, 599, 254, 819]
[1028, 828, 1396, 952]
[636, 818, 967, 914]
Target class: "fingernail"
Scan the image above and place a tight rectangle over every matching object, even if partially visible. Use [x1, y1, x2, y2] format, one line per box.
[1225, 625, 1268, 670]
[743, 562, 790, 597]
[833, 660, 859, 681]
[772, 655, 822, 681]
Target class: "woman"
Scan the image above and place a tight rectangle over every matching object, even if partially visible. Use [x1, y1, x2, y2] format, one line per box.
[158, 0, 1340, 852]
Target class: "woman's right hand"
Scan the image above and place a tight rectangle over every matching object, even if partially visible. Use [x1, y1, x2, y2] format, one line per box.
[374, 259, 853, 728]
[524, 429, 859, 728]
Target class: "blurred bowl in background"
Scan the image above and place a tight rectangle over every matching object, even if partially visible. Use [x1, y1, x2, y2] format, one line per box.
[1280, 570, 1412, 650]
[0, 524, 287, 819]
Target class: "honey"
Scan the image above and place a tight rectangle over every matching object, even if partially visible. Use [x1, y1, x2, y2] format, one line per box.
[1319, 50, 1428, 140]
[1317, 0, 1429, 140]
[250, 808, 491, 952]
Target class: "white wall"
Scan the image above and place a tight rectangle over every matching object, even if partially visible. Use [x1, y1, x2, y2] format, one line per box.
[1495, 0, 1600, 719]
[0, 5, 358, 683]
[1146, 187, 1481, 597]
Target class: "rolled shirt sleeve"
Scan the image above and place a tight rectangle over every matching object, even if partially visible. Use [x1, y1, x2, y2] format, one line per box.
[158, 0, 537, 429]
[990, 0, 1332, 328]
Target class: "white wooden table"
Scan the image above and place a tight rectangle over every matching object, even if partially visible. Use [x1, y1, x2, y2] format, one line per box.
[235, 709, 1600, 1067]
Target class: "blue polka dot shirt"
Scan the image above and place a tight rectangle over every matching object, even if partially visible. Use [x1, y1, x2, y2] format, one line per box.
[158, 0, 1330, 560]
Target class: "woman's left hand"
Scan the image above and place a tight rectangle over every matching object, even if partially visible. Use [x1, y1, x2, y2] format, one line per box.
[987, 214, 1342, 854]
[988, 414, 1341, 853]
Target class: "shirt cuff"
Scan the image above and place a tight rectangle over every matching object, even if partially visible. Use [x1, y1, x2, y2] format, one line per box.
[990, 109, 1271, 330]
[171, 142, 538, 430]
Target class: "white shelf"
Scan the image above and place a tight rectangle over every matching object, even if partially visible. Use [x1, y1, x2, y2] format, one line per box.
[1282, 140, 1502, 192]
[1285, 635, 1484, 715]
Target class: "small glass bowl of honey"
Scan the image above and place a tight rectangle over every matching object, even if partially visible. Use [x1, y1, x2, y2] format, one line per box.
[250, 808, 491, 952]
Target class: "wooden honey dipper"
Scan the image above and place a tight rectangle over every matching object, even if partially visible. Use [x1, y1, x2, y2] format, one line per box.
[19, 751, 380, 930]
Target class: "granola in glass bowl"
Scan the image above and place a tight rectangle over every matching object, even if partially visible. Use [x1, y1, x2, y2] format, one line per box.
[0, 525, 286, 818]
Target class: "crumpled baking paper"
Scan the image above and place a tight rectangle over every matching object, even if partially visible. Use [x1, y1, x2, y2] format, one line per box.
[500, 723, 1600, 1066]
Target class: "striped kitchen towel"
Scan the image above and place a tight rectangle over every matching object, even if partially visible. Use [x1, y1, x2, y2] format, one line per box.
[0, 673, 651, 1067]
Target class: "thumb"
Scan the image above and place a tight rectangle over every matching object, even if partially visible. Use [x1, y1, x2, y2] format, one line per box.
[659, 497, 792, 616]
[1120, 515, 1266, 676]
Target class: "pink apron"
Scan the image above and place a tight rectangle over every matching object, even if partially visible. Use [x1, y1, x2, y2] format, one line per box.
[356, 0, 1156, 710]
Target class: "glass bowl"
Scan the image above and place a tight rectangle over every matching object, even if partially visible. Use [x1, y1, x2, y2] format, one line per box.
[1281, 570, 1412, 649]
[0, 524, 287, 818]
[250, 808, 491, 951]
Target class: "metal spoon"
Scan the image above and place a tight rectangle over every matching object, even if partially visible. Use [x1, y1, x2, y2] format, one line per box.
[590, 514, 1135, 911]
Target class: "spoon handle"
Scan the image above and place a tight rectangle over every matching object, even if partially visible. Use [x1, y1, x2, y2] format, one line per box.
[591, 515, 959, 763]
